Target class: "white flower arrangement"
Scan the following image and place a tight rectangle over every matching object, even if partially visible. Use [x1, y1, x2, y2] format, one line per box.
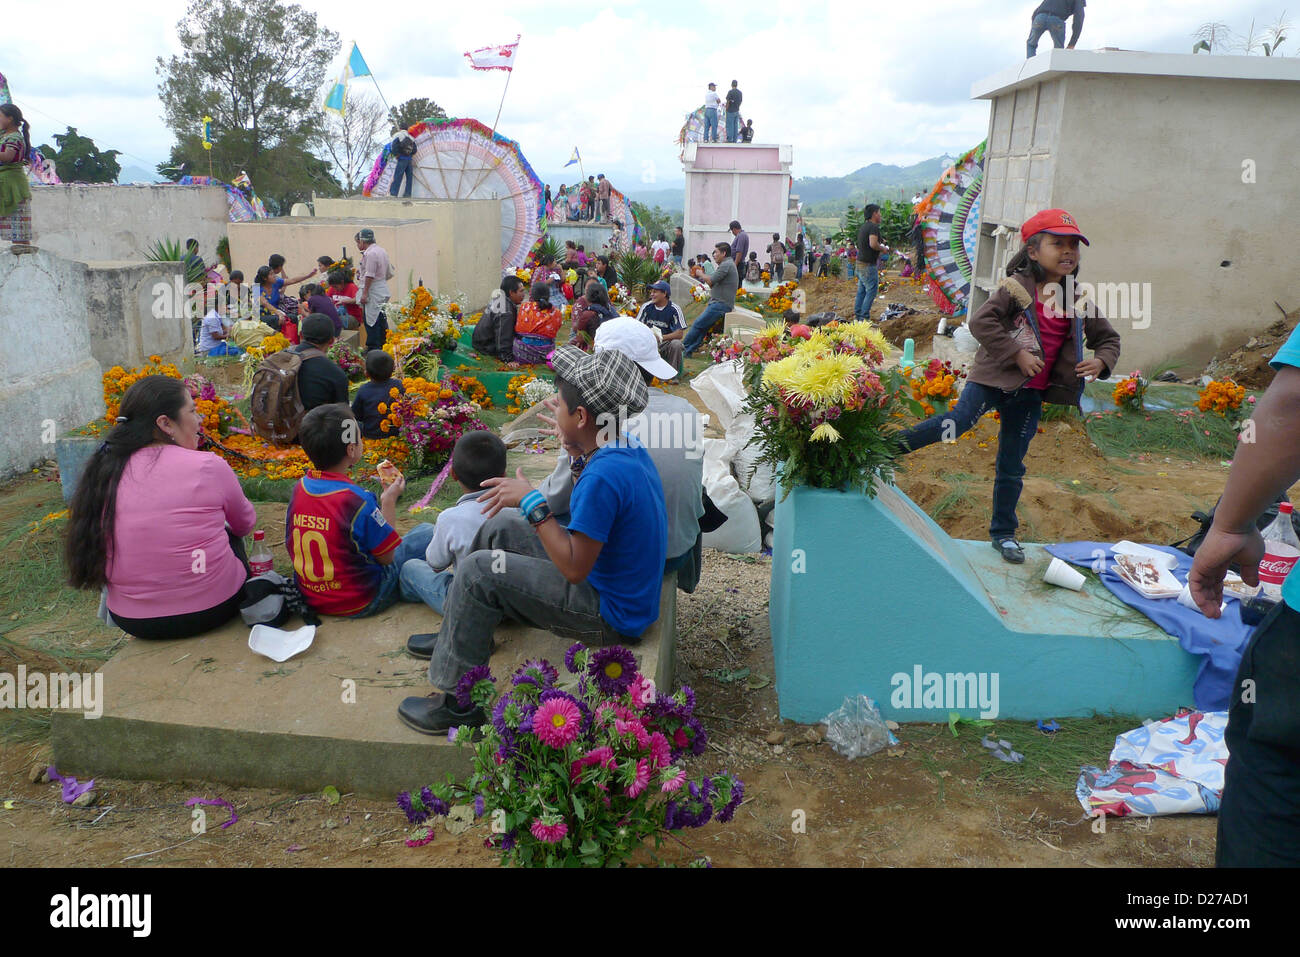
[521, 377, 558, 408]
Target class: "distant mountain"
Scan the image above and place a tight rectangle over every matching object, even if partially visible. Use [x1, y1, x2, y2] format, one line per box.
[118, 164, 166, 184]
[621, 184, 685, 212]
[796, 156, 956, 215]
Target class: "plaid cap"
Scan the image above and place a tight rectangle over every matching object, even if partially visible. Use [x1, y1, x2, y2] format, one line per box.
[549, 346, 648, 419]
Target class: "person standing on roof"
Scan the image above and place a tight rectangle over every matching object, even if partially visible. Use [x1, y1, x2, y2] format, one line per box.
[703, 83, 721, 143]
[389, 129, 418, 198]
[724, 80, 743, 143]
[1027, 0, 1085, 57]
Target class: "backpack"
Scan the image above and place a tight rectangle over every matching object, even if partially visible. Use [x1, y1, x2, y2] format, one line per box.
[1172, 494, 1295, 558]
[653, 245, 666, 264]
[249, 346, 325, 446]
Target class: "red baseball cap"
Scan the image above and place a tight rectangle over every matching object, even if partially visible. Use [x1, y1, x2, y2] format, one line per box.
[1021, 208, 1089, 245]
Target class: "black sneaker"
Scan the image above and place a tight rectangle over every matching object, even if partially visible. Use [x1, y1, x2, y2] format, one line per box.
[406, 632, 439, 660]
[992, 538, 1026, 564]
[397, 693, 486, 735]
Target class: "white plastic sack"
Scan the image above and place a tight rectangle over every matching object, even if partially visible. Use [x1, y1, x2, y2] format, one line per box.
[690, 361, 748, 432]
[952, 322, 978, 355]
[700, 438, 762, 554]
[732, 437, 776, 505]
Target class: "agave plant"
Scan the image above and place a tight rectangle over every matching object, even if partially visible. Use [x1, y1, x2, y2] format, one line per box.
[612, 249, 662, 299]
[532, 235, 563, 264]
[146, 237, 208, 286]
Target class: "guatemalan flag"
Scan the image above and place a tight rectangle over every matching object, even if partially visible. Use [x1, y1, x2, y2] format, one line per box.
[464, 35, 521, 71]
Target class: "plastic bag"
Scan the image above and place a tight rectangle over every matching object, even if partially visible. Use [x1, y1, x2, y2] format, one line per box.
[952, 322, 978, 355]
[700, 438, 762, 553]
[690, 361, 748, 432]
[822, 695, 900, 759]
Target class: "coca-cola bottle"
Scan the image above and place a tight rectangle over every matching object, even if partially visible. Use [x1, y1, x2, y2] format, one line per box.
[1258, 502, 1300, 601]
[249, 530, 274, 576]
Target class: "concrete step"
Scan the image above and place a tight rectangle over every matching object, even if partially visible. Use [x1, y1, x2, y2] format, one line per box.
[52, 577, 677, 799]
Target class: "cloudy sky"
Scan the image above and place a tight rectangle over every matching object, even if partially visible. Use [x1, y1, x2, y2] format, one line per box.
[5, 0, 1286, 188]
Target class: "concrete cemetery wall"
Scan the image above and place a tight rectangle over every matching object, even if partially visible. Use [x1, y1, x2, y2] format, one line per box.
[227, 217, 439, 305]
[0, 251, 105, 479]
[31, 184, 229, 264]
[83, 261, 192, 370]
[312, 197, 499, 307]
[970, 49, 1300, 373]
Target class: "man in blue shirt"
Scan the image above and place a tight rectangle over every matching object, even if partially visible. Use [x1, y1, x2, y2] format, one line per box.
[1190, 326, 1300, 866]
[398, 347, 667, 733]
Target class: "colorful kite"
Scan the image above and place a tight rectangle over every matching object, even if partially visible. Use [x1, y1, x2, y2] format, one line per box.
[676, 106, 744, 158]
[363, 117, 544, 269]
[178, 174, 268, 222]
[914, 141, 985, 315]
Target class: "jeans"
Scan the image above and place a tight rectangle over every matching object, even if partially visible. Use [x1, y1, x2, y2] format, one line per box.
[364, 305, 388, 351]
[352, 522, 436, 617]
[1216, 600, 1300, 866]
[682, 299, 730, 356]
[703, 108, 719, 142]
[390, 154, 414, 197]
[854, 264, 879, 319]
[795, 258, 803, 279]
[426, 517, 636, 692]
[672, 255, 683, 266]
[773, 261, 784, 281]
[725, 111, 739, 143]
[895, 382, 1043, 541]
[848, 261, 856, 279]
[1027, 13, 1066, 57]
[399, 562, 454, 615]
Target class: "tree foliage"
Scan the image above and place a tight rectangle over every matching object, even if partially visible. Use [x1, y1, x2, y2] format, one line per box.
[628, 202, 677, 245]
[388, 97, 448, 132]
[36, 127, 121, 183]
[155, 0, 341, 210]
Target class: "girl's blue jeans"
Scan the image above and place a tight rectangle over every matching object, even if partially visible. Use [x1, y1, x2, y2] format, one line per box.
[895, 381, 1043, 541]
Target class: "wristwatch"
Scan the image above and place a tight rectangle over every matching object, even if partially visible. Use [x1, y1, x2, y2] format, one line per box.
[520, 490, 551, 527]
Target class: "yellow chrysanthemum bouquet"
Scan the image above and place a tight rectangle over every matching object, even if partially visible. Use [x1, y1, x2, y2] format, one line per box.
[743, 321, 909, 498]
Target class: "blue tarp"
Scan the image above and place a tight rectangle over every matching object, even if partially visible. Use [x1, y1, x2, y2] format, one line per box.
[1046, 542, 1253, 712]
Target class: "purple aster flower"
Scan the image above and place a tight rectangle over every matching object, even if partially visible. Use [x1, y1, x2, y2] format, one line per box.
[686, 716, 708, 756]
[675, 685, 696, 714]
[397, 790, 428, 825]
[474, 794, 485, 818]
[512, 658, 560, 689]
[564, 642, 586, 674]
[716, 776, 745, 823]
[664, 800, 680, 831]
[501, 830, 517, 852]
[455, 664, 495, 709]
[420, 787, 450, 817]
[588, 646, 637, 696]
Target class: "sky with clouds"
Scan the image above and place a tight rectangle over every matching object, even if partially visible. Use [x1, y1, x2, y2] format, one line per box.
[4, 0, 1286, 188]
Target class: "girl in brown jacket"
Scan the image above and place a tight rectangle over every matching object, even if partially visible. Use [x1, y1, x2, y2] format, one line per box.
[896, 208, 1121, 563]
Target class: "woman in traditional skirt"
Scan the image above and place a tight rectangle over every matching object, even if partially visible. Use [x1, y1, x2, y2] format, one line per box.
[0, 104, 33, 247]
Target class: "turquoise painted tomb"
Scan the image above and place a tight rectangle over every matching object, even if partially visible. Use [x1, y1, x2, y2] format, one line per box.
[769, 482, 1199, 723]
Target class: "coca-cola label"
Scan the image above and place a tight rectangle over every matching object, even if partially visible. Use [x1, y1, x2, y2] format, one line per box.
[250, 559, 274, 575]
[1258, 554, 1298, 585]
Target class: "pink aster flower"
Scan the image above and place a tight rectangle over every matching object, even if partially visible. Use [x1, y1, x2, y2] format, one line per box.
[660, 767, 687, 793]
[648, 732, 671, 770]
[530, 818, 568, 844]
[583, 746, 617, 769]
[629, 675, 656, 709]
[626, 758, 651, 798]
[616, 718, 651, 749]
[534, 697, 581, 748]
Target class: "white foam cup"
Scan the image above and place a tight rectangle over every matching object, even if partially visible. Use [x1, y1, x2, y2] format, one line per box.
[1044, 557, 1086, 591]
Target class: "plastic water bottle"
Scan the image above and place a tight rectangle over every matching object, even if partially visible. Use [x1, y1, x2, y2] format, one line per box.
[249, 530, 274, 576]
[1258, 502, 1300, 601]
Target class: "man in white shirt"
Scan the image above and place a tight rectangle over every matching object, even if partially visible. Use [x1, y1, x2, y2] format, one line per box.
[356, 227, 392, 351]
[703, 83, 721, 143]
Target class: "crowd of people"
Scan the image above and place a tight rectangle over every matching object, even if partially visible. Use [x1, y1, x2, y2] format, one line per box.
[545, 174, 617, 223]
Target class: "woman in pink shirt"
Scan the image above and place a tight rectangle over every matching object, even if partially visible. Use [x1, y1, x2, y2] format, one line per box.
[65, 376, 258, 639]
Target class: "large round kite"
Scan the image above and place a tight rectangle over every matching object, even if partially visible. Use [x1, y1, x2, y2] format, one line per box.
[915, 141, 985, 316]
[364, 117, 543, 269]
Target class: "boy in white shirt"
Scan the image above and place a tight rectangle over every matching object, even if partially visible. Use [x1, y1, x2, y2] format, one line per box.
[399, 430, 508, 618]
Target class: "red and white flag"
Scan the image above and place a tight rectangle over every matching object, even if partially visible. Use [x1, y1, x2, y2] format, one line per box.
[464, 35, 520, 71]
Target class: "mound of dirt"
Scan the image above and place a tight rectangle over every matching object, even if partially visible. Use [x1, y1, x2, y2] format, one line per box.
[1204, 305, 1299, 390]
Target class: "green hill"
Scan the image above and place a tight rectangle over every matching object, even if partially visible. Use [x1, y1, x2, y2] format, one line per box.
[796, 155, 956, 216]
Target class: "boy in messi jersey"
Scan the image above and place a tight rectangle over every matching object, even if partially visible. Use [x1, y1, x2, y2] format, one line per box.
[287, 404, 436, 617]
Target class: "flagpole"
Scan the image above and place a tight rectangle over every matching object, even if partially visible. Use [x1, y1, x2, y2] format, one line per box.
[460, 36, 520, 198]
